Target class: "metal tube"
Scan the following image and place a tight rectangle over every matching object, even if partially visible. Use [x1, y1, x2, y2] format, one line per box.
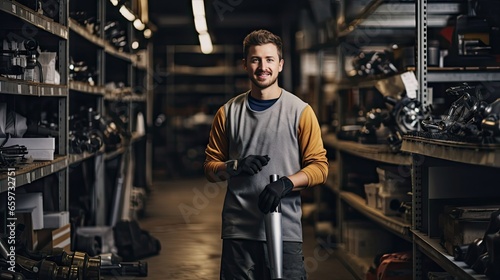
[265, 174, 283, 279]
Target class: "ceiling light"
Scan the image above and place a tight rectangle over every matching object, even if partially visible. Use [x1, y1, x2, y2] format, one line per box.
[133, 19, 145, 31]
[192, 0, 205, 16]
[194, 16, 207, 33]
[119, 5, 136, 21]
[143, 29, 152, 39]
[110, 0, 119, 6]
[131, 41, 140, 49]
[198, 33, 213, 54]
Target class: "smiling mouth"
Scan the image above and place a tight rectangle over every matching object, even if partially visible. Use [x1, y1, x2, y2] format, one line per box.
[256, 72, 271, 79]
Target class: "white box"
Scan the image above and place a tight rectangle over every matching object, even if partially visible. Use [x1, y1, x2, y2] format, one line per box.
[26, 149, 55, 160]
[0, 137, 55, 149]
[376, 167, 411, 195]
[377, 192, 411, 216]
[0, 138, 55, 160]
[43, 211, 70, 228]
[17, 192, 44, 230]
[76, 226, 116, 254]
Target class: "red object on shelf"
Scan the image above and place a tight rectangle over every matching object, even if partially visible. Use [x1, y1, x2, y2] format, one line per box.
[376, 251, 413, 280]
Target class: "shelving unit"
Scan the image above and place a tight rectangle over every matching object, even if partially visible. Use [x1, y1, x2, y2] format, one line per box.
[0, 1, 69, 215]
[305, 0, 500, 279]
[402, 137, 500, 279]
[0, 0, 151, 250]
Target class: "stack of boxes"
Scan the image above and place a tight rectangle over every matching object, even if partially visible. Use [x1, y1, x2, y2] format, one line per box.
[364, 166, 411, 216]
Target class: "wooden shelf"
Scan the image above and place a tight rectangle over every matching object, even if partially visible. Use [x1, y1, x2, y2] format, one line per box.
[0, 77, 68, 97]
[412, 231, 489, 280]
[69, 81, 105, 96]
[323, 133, 411, 165]
[0, 156, 67, 192]
[401, 136, 500, 168]
[340, 191, 411, 241]
[1, 0, 68, 39]
[68, 18, 105, 47]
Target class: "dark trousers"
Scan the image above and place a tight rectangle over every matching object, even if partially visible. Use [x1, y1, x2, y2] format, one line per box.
[220, 239, 306, 280]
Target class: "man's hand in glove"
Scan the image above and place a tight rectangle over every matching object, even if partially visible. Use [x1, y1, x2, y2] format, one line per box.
[258, 176, 294, 213]
[227, 155, 270, 176]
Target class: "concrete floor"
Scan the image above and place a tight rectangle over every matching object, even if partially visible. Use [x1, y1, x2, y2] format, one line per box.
[137, 177, 356, 280]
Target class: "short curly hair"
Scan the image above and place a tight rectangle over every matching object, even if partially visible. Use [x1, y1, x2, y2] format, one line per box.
[243, 29, 283, 60]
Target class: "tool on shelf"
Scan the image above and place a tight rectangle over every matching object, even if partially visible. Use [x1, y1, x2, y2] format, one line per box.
[0, 39, 43, 82]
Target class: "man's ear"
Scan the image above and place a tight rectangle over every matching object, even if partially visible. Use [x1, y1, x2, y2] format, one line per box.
[279, 58, 284, 72]
[242, 59, 247, 70]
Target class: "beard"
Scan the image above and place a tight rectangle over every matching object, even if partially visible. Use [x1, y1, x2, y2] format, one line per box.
[249, 71, 278, 89]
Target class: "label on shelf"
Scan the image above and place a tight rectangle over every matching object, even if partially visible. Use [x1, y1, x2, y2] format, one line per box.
[400, 71, 418, 99]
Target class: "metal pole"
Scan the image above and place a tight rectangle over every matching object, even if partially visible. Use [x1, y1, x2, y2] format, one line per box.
[265, 174, 283, 279]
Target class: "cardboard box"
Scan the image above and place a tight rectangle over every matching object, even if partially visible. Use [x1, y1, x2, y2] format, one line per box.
[439, 205, 496, 254]
[0, 137, 55, 149]
[36, 223, 71, 252]
[26, 149, 55, 161]
[43, 211, 70, 228]
[377, 192, 411, 216]
[376, 166, 411, 195]
[15, 212, 38, 250]
[75, 226, 114, 254]
[17, 192, 44, 230]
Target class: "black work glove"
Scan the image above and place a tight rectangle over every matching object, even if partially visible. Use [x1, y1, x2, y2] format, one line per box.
[227, 155, 270, 176]
[258, 176, 294, 214]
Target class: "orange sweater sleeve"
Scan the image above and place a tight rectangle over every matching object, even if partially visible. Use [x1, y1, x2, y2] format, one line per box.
[298, 105, 329, 187]
[204, 106, 229, 182]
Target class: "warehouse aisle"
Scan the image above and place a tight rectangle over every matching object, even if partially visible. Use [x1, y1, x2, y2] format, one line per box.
[138, 177, 356, 280]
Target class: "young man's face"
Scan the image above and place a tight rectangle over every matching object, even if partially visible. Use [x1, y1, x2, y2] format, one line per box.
[243, 43, 284, 90]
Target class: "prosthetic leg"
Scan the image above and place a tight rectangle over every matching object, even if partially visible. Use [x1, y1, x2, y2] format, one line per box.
[264, 174, 283, 279]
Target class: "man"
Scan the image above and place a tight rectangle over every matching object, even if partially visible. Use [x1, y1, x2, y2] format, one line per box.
[204, 29, 328, 279]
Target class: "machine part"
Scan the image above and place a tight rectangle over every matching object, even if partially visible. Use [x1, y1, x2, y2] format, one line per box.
[24, 249, 101, 280]
[264, 174, 283, 280]
[386, 96, 425, 134]
[420, 83, 491, 142]
[60, 252, 100, 280]
[484, 231, 500, 278]
[464, 238, 486, 267]
[15, 255, 80, 280]
[0, 237, 9, 260]
[454, 244, 469, 261]
[481, 98, 500, 141]
[100, 261, 148, 277]
[0, 271, 26, 280]
[98, 253, 122, 267]
[0, 39, 43, 82]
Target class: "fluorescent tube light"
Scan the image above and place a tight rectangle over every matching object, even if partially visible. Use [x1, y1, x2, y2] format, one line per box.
[144, 29, 152, 39]
[131, 41, 139, 49]
[133, 19, 146, 31]
[192, 0, 205, 16]
[119, 5, 136, 21]
[194, 16, 207, 33]
[199, 33, 213, 54]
